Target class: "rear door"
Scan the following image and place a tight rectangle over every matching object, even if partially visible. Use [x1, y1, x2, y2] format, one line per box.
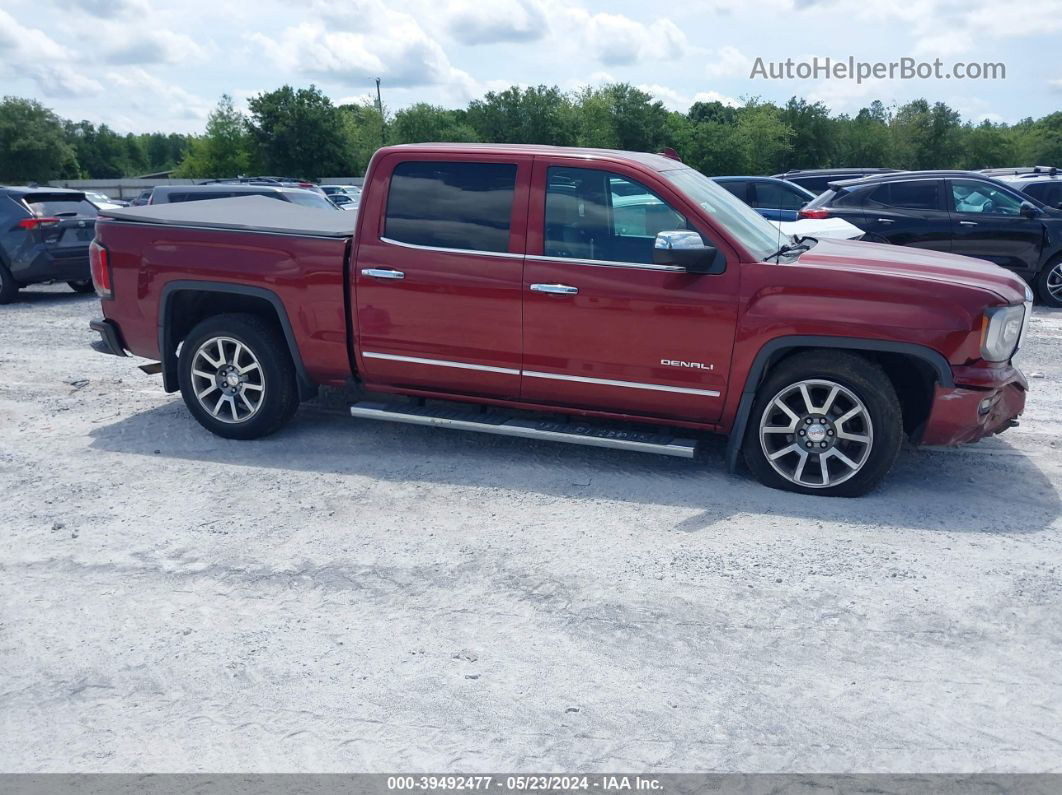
[859, 179, 952, 251]
[520, 160, 738, 423]
[947, 178, 1044, 273]
[352, 154, 530, 399]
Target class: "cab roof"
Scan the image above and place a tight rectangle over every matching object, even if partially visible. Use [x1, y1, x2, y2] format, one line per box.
[376, 143, 685, 171]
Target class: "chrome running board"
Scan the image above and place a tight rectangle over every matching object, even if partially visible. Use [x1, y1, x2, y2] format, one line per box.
[349, 401, 697, 458]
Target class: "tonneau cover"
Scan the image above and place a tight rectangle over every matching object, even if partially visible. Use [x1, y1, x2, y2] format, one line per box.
[99, 195, 357, 238]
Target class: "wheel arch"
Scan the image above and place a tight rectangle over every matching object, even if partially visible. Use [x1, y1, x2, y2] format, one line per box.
[159, 280, 317, 400]
[725, 336, 953, 472]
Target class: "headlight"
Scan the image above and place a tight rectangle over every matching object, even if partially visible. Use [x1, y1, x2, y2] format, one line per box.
[981, 304, 1026, 362]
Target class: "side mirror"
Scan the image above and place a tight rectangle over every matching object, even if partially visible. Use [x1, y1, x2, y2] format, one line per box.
[1020, 201, 1041, 218]
[653, 230, 719, 274]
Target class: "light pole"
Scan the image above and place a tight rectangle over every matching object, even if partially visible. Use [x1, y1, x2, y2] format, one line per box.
[376, 78, 385, 146]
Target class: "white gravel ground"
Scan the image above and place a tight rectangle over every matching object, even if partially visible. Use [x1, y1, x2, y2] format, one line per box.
[1, 284, 1061, 773]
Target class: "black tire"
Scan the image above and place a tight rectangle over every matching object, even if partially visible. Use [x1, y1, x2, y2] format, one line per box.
[68, 279, 95, 294]
[177, 313, 300, 440]
[0, 262, 19, 304]
[741, 350, 903, 497]
[1035, 257, 1062, 307]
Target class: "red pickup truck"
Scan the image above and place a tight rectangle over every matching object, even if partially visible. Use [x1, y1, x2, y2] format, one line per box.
[89, 144, 1031, 496]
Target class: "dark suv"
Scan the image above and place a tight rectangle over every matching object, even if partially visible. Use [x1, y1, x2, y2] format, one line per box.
[991, 170, 1062, 211]
[773, 168, 899, 194]
[0, 186, 98, 303]
[800, 170, 1062, 305]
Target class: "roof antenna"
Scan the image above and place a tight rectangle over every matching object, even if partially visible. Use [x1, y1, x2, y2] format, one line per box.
[658, 147, 682, 162]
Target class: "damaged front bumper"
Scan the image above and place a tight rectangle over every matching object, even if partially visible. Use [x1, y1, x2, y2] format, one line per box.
[920, 364, 1027, 446]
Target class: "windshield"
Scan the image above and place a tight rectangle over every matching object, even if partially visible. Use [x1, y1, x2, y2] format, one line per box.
[661, 167, 788, 260]
[284, 190, 336, 209]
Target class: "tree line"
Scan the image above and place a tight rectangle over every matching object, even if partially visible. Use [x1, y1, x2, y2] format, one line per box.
[3, 83, 1062, 184]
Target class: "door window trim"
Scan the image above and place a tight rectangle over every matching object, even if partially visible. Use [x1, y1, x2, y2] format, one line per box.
[379, 235, 523, 259]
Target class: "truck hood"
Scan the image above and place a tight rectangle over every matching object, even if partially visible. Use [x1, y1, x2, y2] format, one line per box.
[793, 237, 1031, 304]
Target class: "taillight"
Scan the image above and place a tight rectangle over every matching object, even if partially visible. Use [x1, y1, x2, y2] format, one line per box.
[89, 240, 112, 298]
[799, 208, 830, 219]
[17, 216, 60, 230]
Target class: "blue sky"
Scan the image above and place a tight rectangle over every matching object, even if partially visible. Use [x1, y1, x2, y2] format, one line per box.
[1, 0, 1060, 133]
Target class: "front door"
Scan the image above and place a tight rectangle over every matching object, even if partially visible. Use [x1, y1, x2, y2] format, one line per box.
[947, 178, 1044, 273]
[353, 155, 529, 398]
[520, 162, 738, 423]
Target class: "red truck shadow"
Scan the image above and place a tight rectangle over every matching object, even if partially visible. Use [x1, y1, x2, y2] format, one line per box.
[87, 395, 1059, 536]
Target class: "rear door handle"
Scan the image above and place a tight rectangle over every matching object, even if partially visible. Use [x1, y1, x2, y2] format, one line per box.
[530, 283, 578, 295]
[362, 268, 405, 280]
[959, 220, 978, 226]
[875, 218, 894, 224]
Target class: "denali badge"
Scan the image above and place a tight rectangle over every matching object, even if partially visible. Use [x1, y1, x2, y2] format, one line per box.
[661, 359, 714, 371]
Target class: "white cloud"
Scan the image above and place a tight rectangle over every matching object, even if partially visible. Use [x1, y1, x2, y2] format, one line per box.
[0, 9, 103, 97]
[251, 2, 479, 96]
[705, 46, 753, 78]
[100, 28, 208, 65]
[638, 83, 740, 112]
[558, 8, 691, 65]
[105, 68, 212, 122]
[446, 0, 548, 44]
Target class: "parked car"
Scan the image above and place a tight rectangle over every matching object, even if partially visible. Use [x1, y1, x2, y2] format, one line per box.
[321, 185, 362, 210]
[799, 170, 1062, 305]
[130, 189, 153, 206]
[201, 176, 327, 196]
[85, 191, 130, 208]
[149, 184, 337, 210]
[992, 170, 1062, 210]
[714, 176, 817, 221]
[89, 144, 1030, 497]
[0, 186, 99, 303]
[774, 168, 900, 194]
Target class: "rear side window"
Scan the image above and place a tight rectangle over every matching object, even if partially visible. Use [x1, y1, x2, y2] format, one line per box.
[868, 181, 941, 210]
[25, 196, 98, 217]
[384, 161, 517, 253]
[752, 181, 807, 210]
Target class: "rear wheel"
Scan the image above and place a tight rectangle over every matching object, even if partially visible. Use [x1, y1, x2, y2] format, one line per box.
[177, 313, 300, 439]
[741, 351, 903, 497]
[68, 279, 95, 294]
[0, 262, 19, 304]
[1035, 258, 1062, 307]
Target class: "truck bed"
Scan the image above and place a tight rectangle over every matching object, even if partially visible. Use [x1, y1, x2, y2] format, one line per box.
[99, 195, 357, 239]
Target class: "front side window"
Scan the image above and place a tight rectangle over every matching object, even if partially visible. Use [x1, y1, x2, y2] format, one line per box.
[951, 179, 1023, 216]
[385, 161, 517, 253]
[544, 167, 694, 265]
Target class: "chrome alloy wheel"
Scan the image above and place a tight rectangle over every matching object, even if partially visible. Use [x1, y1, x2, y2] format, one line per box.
[190, 336, 265, 423]
[758, 379, 873, 489]
[1046, 261, 1062, 302]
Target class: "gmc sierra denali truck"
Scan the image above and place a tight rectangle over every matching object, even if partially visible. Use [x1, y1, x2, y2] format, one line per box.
[89, 144, 1031, 496]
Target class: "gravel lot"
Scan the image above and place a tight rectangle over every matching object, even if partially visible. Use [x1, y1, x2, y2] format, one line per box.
[1, 285, 1061, 773]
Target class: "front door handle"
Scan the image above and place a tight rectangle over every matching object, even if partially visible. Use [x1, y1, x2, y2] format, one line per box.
[959, 220, 978, 227]
[875, 218, 895, 224]
[530, 283, 578, 295]
[362, 268, 405, 280]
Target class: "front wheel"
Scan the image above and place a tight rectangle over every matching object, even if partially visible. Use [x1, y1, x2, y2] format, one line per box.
[1035, 259, 1062, 307]
[741, 351, 903, 497]
[0, 263, 19, 304]
[178, 313, 300, 439]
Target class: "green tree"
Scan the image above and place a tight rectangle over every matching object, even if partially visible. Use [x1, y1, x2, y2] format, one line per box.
[246, 85, 356, 179]
[174, 95, 253, 178]
[0, 97, 77, 182]
[390, 103, 478, 144]
[891, 99, 962, 169]
[466, 85, 576, 145]
[780, 97, 834, 170]
[572, 84, 671, 151]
